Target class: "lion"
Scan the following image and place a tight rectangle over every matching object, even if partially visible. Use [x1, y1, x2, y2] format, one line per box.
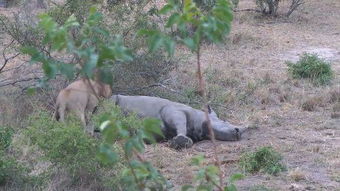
[54, 78, 112, 134]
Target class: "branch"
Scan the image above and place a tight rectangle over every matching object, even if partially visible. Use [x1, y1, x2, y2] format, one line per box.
[233, 8, 261, 13]
[196, 44, 224, 190]
[0, 39, 20, 73]
[0, 77, 40, 88]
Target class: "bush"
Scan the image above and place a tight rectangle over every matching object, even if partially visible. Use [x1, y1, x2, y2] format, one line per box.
[286, 53, 333, 85]
[0, 128, 32, 188]
[0, 152, 18, 185]
[26, 111, 102, 177]
[256, 0, 279, 15]
[0, 126, 13, 151]
[255, 0, 304, 17]
[239, 146, 286, 175]
[47, 0, 95, 25]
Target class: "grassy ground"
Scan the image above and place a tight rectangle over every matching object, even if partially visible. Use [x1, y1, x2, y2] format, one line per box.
[1, 0, 339, 190]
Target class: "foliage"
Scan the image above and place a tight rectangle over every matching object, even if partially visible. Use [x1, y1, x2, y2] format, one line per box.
[97, 102, 168, 191]
[194, 0, 216, 11]
[0, 127, 33, 188]
[26, 111, 102, 177]
[138, 0, 235, 190]
[286, 53, 333, 85]
[139, 0, 233, 55]
[0, 126, 13, 150]
[22, 8, 133, 86]
[47, 0, 95, 25]
[182, 155, 244, 191]
[239, 147, 286, 175]
[0, 152, 18, 185]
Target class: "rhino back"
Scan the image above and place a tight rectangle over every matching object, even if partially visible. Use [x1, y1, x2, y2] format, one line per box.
[113, 95, 177, 118]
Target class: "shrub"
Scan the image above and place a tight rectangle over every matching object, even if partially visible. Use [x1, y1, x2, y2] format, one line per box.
[0, 126, 13, 151]
[255, 0, 304, 17]
[0, 130, 32, 188]
[0, 152, 18, 185]
[239, 146, 286, 175]
[286, 53, 333, 85]
[256, 0, 279, 15]
[26, 111, 101, 177]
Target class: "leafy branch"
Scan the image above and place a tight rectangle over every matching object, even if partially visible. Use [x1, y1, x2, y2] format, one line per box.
[138, 0, 237, 190]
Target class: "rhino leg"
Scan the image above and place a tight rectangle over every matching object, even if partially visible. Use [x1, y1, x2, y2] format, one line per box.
[161, 106, 193, 149]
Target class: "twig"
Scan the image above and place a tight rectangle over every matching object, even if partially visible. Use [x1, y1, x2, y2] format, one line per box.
[124, 151, 145, 190]
[1, 62, 27, 73]
[286, 0, 304, 17]
[196, 44, 224, 190]
[0, 39, 20, 73]
[233, 8, 261, 13]
[84, 77, 100, 100]
[0, 77, 40, 88]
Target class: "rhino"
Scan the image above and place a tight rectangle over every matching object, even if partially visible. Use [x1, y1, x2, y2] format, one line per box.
[111, 95, 246, 149]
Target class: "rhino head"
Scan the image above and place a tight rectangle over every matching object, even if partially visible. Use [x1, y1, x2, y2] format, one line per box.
[206, 106, 246, 141]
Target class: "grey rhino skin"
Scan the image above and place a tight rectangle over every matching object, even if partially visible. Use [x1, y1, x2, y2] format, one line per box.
[111, 95, 246, 149]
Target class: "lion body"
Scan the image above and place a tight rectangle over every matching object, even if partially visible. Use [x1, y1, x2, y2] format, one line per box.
[54, 79, 112, 133]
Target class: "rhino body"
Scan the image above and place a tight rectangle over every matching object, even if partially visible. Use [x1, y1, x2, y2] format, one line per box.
[111, 95, 245, 149]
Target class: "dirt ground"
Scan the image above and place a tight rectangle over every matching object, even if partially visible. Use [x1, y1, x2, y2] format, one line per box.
[0, 0, 339, 190]
[144, 0, 340, 190]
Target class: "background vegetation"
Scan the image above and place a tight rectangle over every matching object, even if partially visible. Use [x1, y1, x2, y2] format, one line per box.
[0, 0, 339, 190]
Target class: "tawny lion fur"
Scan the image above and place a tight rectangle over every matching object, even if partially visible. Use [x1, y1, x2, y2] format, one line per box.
[54, 79, 112, 133]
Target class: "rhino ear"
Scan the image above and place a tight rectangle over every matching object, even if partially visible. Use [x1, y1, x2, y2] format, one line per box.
[207, 105, 212, 113]
[207, 105, 217, 117]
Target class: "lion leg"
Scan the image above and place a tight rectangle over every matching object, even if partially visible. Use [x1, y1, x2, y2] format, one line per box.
[85, 95, 98, 135]
[58, 103, 66, 122]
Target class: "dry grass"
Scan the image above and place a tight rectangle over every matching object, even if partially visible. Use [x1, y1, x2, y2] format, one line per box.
[1, 0, 340, 190]
[288, 168, 306, 182]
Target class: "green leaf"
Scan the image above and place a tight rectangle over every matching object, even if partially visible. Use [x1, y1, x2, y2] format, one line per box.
[224, 184, 237, 191]
[82, 51, 98, 77]
[59, 63, 75, 80]
[181, 185, 194, 191]
[98, 68, 113, 86]
[137, 29, 158, 36]
[111, 39, 133, 62]
[191, 155, 204, 166]
[166, 13, 180, 27]
[98, 46, 115, 65]
[197, 185, 211, 191]
[182, 38, 197, 51]
[164, 38, 176, 56]
[124, 140, 134, 156]
[229, 173, 244, 183]
[38, 14, 57, 33]
[143, 118, 163, 136]
[98, 143, 118, 164]
[149, 33, 163, 53]
[64, 14, 80, 28]
[26, 87, 36, 96]
[42, 61, 57, 79]
[159, 4, 174, 14]
[206, 165, 219, 176]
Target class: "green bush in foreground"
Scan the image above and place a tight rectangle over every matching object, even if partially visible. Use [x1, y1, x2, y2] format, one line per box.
[239, 146, 286, 175]
[26, 111, 101, 177]
[0, 126, 13, 151]
[286, 53, 333, 85]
